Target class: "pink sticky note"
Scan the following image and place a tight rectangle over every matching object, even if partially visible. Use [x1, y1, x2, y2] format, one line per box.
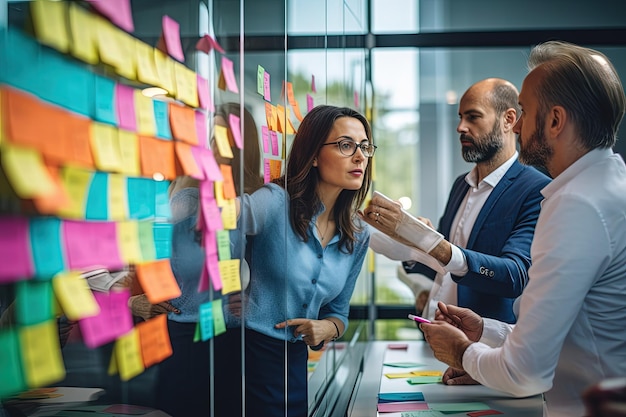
[191, 147, 223, 182]
[196, 75, 214, 112]
[0, 216, 33, 282]
[160, 16, 185, 62]
[198, 262, 210, 292]
[87, 0, 134, 32]
[377, 401, 429, 413]
[306, 94, 314, 113]
[263, 72, 271, 102]
[270, 131, 279, 156]
[63, 221, 123, 271]
[78, 289, 133, 348]
[228, 114, 243, 149]
[263, 158, 271, 183]
[311, 74, 316, 93]
[354, 91, 359, 108]
[195, 34, 224, 54]
[200, 197, 223, 232]
[206, 250, 222, 292]
[115, 84, 137, 132]
[195, 111, 208, 146]
[221, 56, 239, 94]
[261, 126, 270, 153]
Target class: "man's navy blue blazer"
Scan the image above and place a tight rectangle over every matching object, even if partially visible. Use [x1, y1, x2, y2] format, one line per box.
[408, 160, 551, 323]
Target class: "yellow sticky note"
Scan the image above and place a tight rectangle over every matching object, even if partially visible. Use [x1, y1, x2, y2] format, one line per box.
[219, 259, 241, 295]
[117, 221, 143, 264]
[68, 3, 99, 65]
[113, 329, 145, 381]
[213, 125, 234, 159]
[30, 0, 69, 53]
[220, 198, 237, 230]
[108, 173, 128, 221]
[90, 123, 124, 173]
[134, 91, 156, 136]
[214, 180, 225, 208]
[135, 40, 161, 87]
[97, 19, 136, 80]
[1, 144, 56, 198]
[154, 50, 176, 96]
[57, 166, 92, 219]
[19, 320, 66, 388]
[174, 62, 199, 108]
[384, 372, 416, 379]
[411, 370, 443, 377]
[52, 272, 100, 321]
[117, 129, 140, 176]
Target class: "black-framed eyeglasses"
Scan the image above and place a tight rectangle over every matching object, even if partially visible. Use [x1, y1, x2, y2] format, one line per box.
[322, 138, 377, 157]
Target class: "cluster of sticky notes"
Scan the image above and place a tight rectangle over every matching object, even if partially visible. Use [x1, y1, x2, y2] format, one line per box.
[0, 216, 172, 283]
[377, 391, 496, 415]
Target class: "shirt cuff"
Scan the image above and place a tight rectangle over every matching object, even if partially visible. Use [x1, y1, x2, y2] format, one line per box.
[444, 244, 468, 275]
[479, 317, 513, 348]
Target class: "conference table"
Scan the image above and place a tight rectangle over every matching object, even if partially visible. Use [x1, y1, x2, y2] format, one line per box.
[348, 341, 544, 416]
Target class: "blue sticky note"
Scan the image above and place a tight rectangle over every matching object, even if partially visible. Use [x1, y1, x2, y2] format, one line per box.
[154, 99, 172, 140]
[199, 302, 214, 341]
[153, 222, 173, 259]
[127, 177, 156, 219]
[378, 392, 425, 403]
[0, 329, 27, 398]
[94, 75, 118, 125]
[85, 172, 109, 220]
[15, 281, 54, 326]
[39, 50, 92, 116]
[155, 180, 172, 219]
[1, 29, 43, 96]
[29, 217, 65, 279]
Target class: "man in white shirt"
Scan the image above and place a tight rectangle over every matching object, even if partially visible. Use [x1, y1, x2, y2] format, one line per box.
[420, 41, 626, 417]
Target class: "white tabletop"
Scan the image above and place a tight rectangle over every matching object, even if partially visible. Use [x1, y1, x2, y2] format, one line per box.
[348, 341, 544, 417]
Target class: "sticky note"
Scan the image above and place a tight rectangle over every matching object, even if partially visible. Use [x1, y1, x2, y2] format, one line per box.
[195, 110, 208, 146]
[199, 302, 214, 341]
[94, 76, 118, 125]
[213, 125, 233, 159]
[63, 220, 123, 271]
[270, 130, 279, 156]
[135, 40, 161, 87]
[159, 15, 184, 62]
[428, 402, 491, 413]
[0, 216, 33, 283]
[127, 178, 156, 219]
[220, 165, 236, 200]
[153, 99, 172, 140]
[216, 230, 232, 261]
[257, 65, 265, 96]
[175, 142, 203, 180]
[406, 376, 442, 385]
[1, 144, 56, 199]
[57, 166, 92, 219]
[154, 49, 176, 96]
[19, 320, 66, 388]
[137, 314, 172, 367]
[139, 136, 176, 180]
[90, 122, 124, 173]
[85, 172, 108, 220]
[134, 90, 156, 136]
[196, 74, 214, 112]
[174, 62, 199, 108]
[52, 271, 100, 321]
[137, 220, 157, 261]
[15, 280, 54, 326]
[116, 84, 137, 132]
[212, 299, 226, 336]
[0, 329, 27, 398]
[152, 221, 173, 259]
[263, 71, 271, 101]
[79, 289, 133, 348]
[220, 198, 237, 230]
[117, 129, 141, 176]
[228, 114, 243, 149]
[219, 259, 241, 295]
[117, 221, 143, 264]
[29, 217, 65, 279]
[110, 329, 144, 381]
[218, 56, 239, 93]
[68, 3, 99, 65]
[135, 259, 181, 304]
[30, 0, 69, 53]
[168, 102, 198, 145]
[191, 147, 223, 182]
[154, 181, 172, 220]
[307, 93, 314, 112]
[86, 0, 134, 32]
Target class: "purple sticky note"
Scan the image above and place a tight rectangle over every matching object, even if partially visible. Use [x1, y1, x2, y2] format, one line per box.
[87, 0, 134, 32]
[221, 56, 239, 94]
[115, 84, 137, 131]
[197, 262, 210, 292]
[377, 401, 429, 413]
[200, 196, 223, 233]
[354, 91, 359, 108]
[205, 247, 222, 292]
[261, 126, 269, 153]
[195, 111, 208, 146]
[263, 158, 271, 183]
[270, 131, 279, 156]
[78, 289, 133, 348]
[161, 15, 185, 62]
[263, 71, 271, 102]
[228, 114, 243, 149]
[196, 75, 214, 112]
[63, 220, 123, 271]
[0, 216, 33, 282]
[307, 94, 314, 112]
[311, 74, 316, 93]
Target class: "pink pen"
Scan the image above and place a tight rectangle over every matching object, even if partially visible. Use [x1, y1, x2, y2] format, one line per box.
[408, 314, 431, 324]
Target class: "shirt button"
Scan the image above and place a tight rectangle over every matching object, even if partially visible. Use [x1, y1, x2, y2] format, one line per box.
[303, 303, 308, 308]
[312, 279, 317, 284]
[317, 254, 323, 259]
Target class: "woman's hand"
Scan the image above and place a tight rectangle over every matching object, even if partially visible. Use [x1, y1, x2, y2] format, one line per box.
[275, 318, 340, 347]
[128, 294, 180, 321]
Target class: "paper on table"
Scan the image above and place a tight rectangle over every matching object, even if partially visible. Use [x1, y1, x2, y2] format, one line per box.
[369, 228, 445, 275]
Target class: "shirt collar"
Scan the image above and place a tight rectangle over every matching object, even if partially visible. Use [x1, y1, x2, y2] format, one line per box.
[465, 151, 518, 189]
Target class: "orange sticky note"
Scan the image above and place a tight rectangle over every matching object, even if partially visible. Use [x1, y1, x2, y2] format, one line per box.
[219, 164, 236, 199]
[269, 159, 282, 181]
[168, 103, 198, 145]
[32, 165, 71, 215]
[139, 136, 176, 180]
[174, 142, 203, 179]
[65, 114, 96, 169]
[137, 315, 172, 368]
[135, 259, 181, 304]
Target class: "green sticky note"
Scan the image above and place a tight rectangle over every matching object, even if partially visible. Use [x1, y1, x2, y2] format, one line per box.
[216, 230, 231, 261]
[0, 329, 27, 398]
[137, 220, 156, 261]
[15, 280, 54, 325]
[257, 65, 265, 95]
[428, 402, 490, 413]
[193, 322, 201, 342]
[406, 376, 442, 385]
[30, 217, 65, 279]
[400, 411, 446, 417]
[212, 299, 226, 336]
[199, 302, 214, 341]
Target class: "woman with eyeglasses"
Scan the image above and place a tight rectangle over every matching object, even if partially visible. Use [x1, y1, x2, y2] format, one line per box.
[227, 105, 375, 416]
